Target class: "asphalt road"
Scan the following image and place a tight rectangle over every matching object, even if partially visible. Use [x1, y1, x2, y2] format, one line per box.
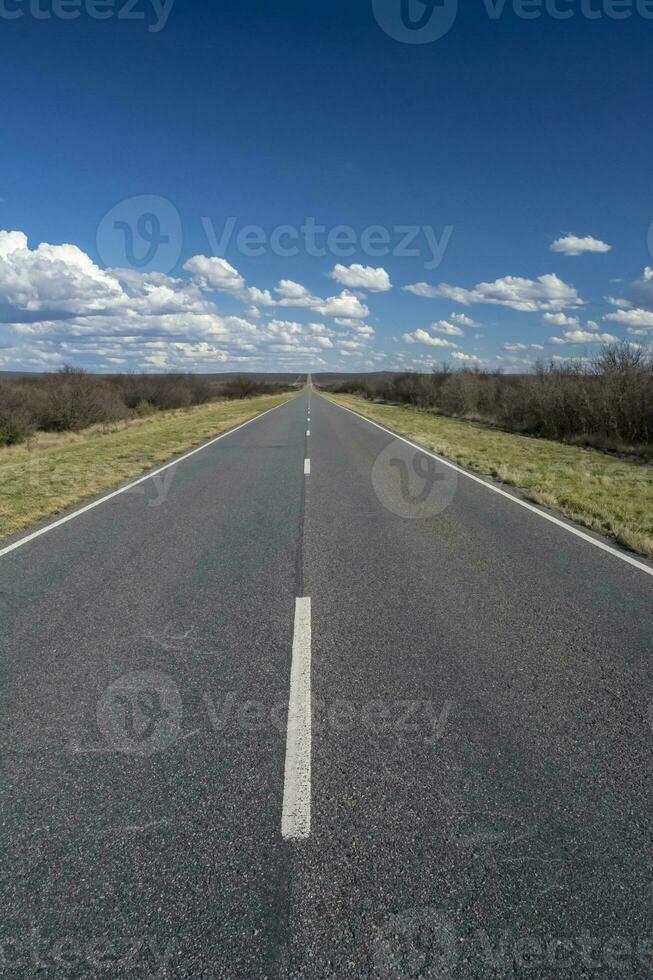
[0, 389, 651, 978]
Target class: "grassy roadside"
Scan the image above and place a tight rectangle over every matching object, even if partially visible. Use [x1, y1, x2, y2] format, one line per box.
[0, 393, 294, 540]
[326, 393, 653, 560]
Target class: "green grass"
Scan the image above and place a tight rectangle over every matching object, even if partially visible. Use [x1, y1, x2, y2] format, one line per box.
[0, 393, 294, 540]
[327, 394, 653, 560]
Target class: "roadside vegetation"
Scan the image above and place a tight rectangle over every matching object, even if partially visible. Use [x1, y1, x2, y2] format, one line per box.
[326, 344, 653, 459]
[322, 348, 653, 560]
[0, 367, 294, 447]
[0, 391, 294, 539]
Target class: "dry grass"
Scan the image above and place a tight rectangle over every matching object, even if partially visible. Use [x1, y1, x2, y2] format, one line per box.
[328, 394, 653, 560]
[0, 394, 294, 539]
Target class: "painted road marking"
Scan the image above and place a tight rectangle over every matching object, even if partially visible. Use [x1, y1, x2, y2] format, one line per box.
[307, 429, 310, 437]
[327, 397, 653, 578]
[0, 400, 293, 561]
[304, 458, 311, 475]
[281, 597, 312, 840]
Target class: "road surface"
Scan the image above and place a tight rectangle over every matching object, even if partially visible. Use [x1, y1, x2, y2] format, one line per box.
[0, 389, 651, 978]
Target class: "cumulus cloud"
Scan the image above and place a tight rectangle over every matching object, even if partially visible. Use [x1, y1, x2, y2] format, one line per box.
[450, 313, 476, 327]
[0, 230, 29, 256]
[402, 329, 456, 348]
[605, 308, 653, 330]
[431, 319, 464, 336]
[250, 279, 369, 319]
[550, 235, 612, 256]
[451, 351, 480, 362]
[605, 296, 632, 309]
[183, 255, 246, 294]
[329, 264, 391, 292]
[184, 259, 372, 321]
[542, 313, 580, 328]
[404, 274, 583, 312]
[0, 229, 124, 319]
[549, 330, 618, 344]
[0, 228, 380, 371]
[503, 342, 544, 351]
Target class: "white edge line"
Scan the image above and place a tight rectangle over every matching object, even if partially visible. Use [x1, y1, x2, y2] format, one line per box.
[0, 399, 292, 560]
[323, 395, 653, 578]
[304, 458, 311, 475]
[281, 596, 312, 840]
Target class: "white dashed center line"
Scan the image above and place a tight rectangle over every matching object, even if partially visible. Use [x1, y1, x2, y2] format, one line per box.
[281, 597, 312, 840]
[304, 458, 311, 475]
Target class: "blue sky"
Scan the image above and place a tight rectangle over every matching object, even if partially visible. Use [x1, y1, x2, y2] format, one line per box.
[1, 0, 652, 373]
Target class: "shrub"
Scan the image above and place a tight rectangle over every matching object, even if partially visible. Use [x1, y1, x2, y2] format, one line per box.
[324, 343, 653, 455]
[0, 367, 292, 443]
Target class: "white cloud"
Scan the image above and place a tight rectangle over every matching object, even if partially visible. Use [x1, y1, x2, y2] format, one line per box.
[550, 234, 612, 256]
[503, 342, 544, 351]
[604, 308, 653, 330]
[0, 228, 383, 371]
[431, 319, 464, 336]
[275, 279, 312, 301]
[251, 279, 369, 319]
[549, 330, 618, 344]
[450, 313, 476, 326]
[402, 329, 456, 348]
[329, 264, 391, 292]
[605, 296, 632, 309]
[0, 230, 29, 256]
[543, 313, 580, 328]
[451, 351, 480, 362]
[0, 231, 124, 317]
[316, 290, 369, 319]
[184, 260, 372, 321]
[643, 267, 653, 282]
[404, 274, 583, 312]
[183, 255, 246, 294]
